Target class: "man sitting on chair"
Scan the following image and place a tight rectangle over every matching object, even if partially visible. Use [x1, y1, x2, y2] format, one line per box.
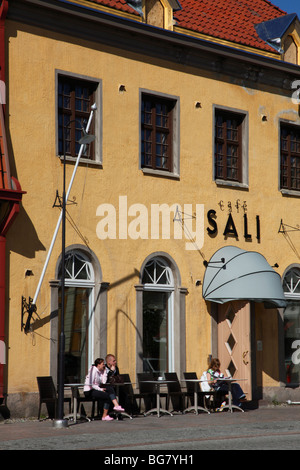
[105, 354, 127, 410]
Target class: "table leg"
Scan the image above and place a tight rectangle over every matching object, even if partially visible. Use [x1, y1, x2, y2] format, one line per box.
[221, 383, 244, 413]
[63, 387, 91, 423]
[183, 383, 210, 415]
[74, 394, 77, 423]
[144, 384, 173, 418]
[156, 386, 160, 418]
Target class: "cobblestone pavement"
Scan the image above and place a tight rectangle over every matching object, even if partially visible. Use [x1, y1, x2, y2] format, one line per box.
[1, 405, 300, 454]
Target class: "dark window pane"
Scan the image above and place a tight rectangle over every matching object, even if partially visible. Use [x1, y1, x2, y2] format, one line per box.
[141, 94, 174, 172]
[280, 124, 300, 191]
[215, 110, 243, 182]
[59, 287, 90, 383]
[58, 76, 96, 159]
[143, 291, 168, 375]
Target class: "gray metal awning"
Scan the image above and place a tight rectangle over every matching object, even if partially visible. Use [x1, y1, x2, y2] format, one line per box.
[202, 246, 287, 308]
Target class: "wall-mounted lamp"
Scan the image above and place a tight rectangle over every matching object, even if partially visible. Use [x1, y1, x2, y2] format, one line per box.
[195, 279, 201, 286]
[119, 84, 126, 93]
[195, 101, 202, 108]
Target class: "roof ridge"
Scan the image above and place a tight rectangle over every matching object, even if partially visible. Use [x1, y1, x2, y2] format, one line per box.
[59, 0, 294, 54]
[261, 0, 286, 15]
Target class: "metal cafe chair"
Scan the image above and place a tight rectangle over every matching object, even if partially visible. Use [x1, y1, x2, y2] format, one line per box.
[183, 371, 210, 410]
[71, 386, 101, 420]
[118, 373, 142, 416]
[184, 372, 219, 412]
[164, 372, 188, 413]
[36, 376, 71, 420]
[137, 372, 156, 412]
[137, 372, 168, 413]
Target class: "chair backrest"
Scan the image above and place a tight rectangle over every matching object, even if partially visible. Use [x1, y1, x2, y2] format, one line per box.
[137, 372, 155, 393]
[200, 370, 211, 392]
[119, 373, 130, 382]
[164, 372, 181, 393]
[119, 373, 135, 394]
[183, 372, 200, 393]
[71, 387, 82, 399]
[37, 376, 56, 400]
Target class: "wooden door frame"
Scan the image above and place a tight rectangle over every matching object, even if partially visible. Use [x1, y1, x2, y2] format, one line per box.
[209, 301, 259, 401]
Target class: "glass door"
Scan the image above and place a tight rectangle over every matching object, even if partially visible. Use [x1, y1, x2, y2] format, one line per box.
[143, 290, 169, 375]
[58, 250, 95, 383]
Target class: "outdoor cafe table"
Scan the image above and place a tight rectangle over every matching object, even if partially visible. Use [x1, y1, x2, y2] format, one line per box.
[141, 380, 175, 418]
[181, 379, 210, 415]
[215, 378, 246, 413]
[64, 382, 134, 422]
[64, 384, 90, 424]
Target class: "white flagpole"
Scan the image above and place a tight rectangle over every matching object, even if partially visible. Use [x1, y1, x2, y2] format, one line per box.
[32, 103, 97, 306]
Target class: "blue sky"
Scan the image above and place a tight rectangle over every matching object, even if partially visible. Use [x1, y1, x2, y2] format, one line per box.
[272, 0, 300, 17]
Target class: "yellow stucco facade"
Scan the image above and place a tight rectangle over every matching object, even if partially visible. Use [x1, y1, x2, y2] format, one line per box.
[4, 0, 300, 415]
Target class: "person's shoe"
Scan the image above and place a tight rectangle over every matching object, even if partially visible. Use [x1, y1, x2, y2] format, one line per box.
[113, 405, 125, 412]
[216, 401, 226, 412]
[239, 395, 247, 402]
[102, 415, 114, 421]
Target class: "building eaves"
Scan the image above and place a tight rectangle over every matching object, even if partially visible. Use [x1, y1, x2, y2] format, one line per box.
[54, 0, 289, 54]
[8, 0, 300, 83]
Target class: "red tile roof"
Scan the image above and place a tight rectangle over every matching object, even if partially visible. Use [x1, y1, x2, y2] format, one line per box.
[85, 0, 140, 16]
[174, 0, 287, 52]
[84, 0, 288, 53]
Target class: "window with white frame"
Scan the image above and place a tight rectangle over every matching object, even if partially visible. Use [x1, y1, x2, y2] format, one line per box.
[280, 122, 300, 192]
[283, 267, 300, 385]
[140, 90, 180, 177]
[142, 257, 174, 375]
[56, 71, 102, 165]
[214, 106, 248, 188]
[58, 251, 95, 383]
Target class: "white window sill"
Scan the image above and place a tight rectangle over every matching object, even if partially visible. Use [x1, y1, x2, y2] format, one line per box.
[215, 179, 249, 190]
[142, 168, 180, 179]
[58, 155, 102, 168]
[280, 189, 300, 197]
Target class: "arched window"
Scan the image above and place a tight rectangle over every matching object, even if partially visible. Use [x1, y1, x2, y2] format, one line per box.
[141, 257, 174, 375]
[136, 253, 187, 379]
[142, 257, 174, 289]
[283, 267, 300, 296]
[58, 250, 95, 383]
[283, 267, 300, 384]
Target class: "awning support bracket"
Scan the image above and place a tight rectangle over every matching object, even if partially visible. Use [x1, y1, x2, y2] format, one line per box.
[278, 219, 300, 233]
[203, 258, 225, 268]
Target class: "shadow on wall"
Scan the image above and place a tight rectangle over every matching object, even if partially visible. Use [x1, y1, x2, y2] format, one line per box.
[6, 205, 45, 258]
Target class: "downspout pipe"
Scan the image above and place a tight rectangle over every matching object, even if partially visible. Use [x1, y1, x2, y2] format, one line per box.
[0, 0, 25, 405]
[0, 178, 25, 401]
[0, 0, 9, 404]
[0, 235, 5, 401]
[0, 0, 8, 103]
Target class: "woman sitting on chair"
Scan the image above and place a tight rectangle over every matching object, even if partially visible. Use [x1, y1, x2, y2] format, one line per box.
[207, 358, 246, 408]
[84, 358, 124, 421]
